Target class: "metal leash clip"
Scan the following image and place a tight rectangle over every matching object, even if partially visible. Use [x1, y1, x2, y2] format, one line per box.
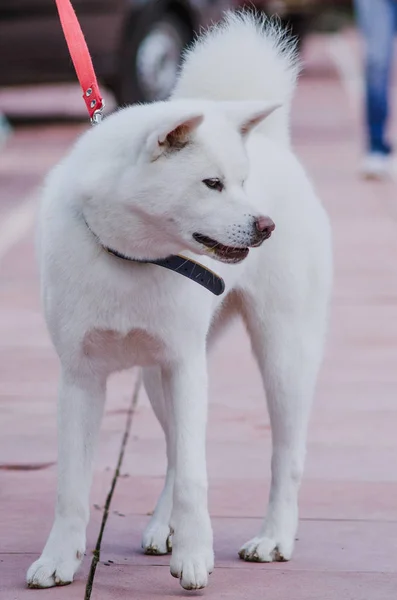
[91, 101, 105, 126]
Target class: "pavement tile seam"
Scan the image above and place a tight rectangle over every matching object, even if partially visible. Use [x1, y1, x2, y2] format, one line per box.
[94, 563, 395, 575]
[84, 372, 143, 599]
[92, 513, 397, 524]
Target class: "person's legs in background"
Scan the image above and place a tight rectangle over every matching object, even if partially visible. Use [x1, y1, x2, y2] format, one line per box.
[354, 0, 397, 178]
[0, 112, 11, 150]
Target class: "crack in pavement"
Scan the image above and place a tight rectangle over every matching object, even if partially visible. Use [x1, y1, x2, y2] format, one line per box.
[84, 370, 142, 600]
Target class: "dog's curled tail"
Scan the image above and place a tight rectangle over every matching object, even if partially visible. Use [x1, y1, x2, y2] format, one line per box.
[173, 10, 300, 145]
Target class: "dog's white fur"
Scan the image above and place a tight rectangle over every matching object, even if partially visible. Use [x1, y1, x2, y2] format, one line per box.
[27, 12, 332, 591]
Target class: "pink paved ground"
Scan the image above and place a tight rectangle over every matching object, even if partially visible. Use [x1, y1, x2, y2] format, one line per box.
[1, 29, 397, 600]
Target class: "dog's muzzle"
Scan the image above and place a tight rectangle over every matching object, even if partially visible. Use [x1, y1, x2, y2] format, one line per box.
[193, 216, 275, 264]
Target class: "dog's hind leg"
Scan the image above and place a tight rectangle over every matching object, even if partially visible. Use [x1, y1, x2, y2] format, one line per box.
[27, 369, 106, 588]
[141, 366, 174, 555]
[238, 291, 327, 563]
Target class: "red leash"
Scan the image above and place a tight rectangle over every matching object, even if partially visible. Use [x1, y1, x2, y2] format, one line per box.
[54, 0, 105, 124]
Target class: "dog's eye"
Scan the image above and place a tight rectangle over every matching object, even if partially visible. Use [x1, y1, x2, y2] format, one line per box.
[203, 178, 224, 192]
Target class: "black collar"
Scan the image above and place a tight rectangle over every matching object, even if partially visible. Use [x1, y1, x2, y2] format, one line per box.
[85, 219, 225, 296]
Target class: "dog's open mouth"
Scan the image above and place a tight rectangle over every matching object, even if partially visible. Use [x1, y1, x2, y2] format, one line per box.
[193, 233, 249, 264]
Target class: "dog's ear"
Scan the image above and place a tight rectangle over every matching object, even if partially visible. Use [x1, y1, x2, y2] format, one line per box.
[144, 113, 204, 161]
[223, 101, 281, 137]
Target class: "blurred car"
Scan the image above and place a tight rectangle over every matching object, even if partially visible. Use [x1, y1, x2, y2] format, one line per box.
[257, 0, 319, 43]
[0, 0, 318, 106]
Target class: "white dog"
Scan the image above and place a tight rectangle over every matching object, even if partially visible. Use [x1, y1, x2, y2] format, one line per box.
[27, 11, 332, 592]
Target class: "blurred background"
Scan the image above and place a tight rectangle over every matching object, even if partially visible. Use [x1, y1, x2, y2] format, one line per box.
[1, 1, 397, 599]
[0, 0, 353, 112]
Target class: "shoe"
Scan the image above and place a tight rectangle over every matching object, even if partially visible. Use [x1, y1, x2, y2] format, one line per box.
[360, 152, 393, 181]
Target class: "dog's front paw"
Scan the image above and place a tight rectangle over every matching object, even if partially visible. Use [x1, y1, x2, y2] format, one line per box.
[26, 521, 85, 588]
[27, 554, 81, 588]
[238, 534, 294, 562]
[170, 548, 214, 590]
[142, 521, 172, 555]
[170, 520, 214, 590]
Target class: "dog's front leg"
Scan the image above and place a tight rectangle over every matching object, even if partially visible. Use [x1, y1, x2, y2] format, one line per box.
[27, 370, 106, 588]
[162, 350, 214, 590]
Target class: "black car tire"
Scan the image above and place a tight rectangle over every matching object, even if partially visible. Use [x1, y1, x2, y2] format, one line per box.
[284, 14, 310, 52]
[115, 12, 192, 106]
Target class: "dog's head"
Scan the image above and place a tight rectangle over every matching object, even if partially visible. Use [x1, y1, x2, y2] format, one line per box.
[82, 99, 279, 263]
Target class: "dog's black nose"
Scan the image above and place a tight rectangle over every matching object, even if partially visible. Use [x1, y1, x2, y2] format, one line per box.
[255, 216, 275, 237]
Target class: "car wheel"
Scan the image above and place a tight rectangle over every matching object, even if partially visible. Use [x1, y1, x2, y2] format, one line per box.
[284, 14, 310, 52]
[115, 14, 191, 106]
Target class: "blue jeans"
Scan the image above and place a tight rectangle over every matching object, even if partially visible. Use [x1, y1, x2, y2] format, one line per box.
[354, 0, 397, 155]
